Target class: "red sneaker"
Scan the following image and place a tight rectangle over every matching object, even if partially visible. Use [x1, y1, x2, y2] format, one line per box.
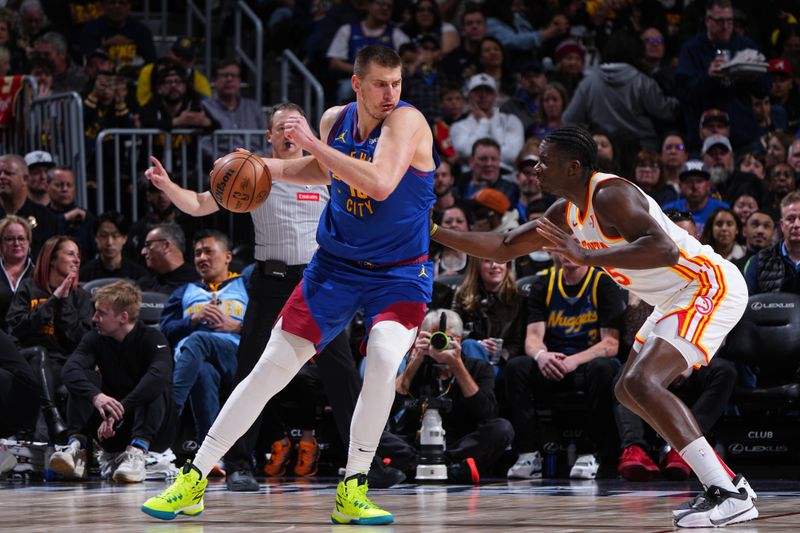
[618, 445, 660, 481]
[662, 448, 691, 480]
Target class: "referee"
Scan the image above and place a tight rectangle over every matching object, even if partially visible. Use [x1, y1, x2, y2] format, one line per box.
[145, 102, 404, 491]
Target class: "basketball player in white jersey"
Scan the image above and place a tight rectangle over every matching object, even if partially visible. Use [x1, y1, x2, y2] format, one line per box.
[430, 126, 757, 528]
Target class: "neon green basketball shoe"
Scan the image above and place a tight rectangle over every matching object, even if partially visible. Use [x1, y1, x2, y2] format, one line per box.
[141, 461, 208, 520]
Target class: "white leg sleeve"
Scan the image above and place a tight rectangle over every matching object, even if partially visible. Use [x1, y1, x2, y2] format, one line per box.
[192, 318, 316, 477]
[345, 321, 417, 478]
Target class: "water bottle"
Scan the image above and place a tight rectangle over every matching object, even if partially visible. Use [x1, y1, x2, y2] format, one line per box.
[543, 442, 558, 477]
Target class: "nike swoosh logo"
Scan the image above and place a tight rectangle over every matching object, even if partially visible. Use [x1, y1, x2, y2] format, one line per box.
[157, 344, 167, 349]
[357, 448, 370, 453]
[709, 504, 754, 526]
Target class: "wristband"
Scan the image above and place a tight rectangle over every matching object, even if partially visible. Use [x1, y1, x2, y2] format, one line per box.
[430, 223, 439, 237]
[534, 349, 546, 362]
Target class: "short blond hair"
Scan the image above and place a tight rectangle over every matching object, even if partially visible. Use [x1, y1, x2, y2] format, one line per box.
[93, 280, 141, 323]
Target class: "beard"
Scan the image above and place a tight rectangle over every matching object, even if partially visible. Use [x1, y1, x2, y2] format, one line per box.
[709, 166, 730, 185]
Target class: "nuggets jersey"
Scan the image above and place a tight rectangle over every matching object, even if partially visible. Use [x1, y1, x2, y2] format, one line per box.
[566, 172, 729, 309]
[174, 275, 248, 352]
[319, 101, 438, 264]
[542, 266, 607, 355]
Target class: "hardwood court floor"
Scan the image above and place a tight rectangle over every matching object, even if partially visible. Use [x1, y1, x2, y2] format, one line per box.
[1, 477, 799, 532]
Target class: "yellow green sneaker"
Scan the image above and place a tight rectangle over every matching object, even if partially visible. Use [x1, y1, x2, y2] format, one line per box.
[331, 473, 394, 525]
[141, 461, 208, 520]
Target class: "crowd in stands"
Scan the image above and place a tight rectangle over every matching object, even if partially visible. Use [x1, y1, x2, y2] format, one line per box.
[1, 0, 800, 485]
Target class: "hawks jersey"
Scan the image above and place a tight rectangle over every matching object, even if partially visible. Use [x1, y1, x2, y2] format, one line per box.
[319, 100, 438, 264]
[565, 172, 729, 309]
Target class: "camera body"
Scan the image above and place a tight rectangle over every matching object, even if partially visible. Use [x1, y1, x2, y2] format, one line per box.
[429, 311, 450, 351]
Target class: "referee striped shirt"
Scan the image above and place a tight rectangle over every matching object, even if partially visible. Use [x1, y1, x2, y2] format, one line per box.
[250, 180, 328, 265]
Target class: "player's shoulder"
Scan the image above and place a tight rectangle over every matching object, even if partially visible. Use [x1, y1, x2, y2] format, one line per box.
[386, 103, 427, 127]
[321, 105, 348, 128]
[593, 176, 645, 208]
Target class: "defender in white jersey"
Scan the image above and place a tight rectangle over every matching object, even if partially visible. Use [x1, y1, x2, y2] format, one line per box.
[431, 127, 756, 529]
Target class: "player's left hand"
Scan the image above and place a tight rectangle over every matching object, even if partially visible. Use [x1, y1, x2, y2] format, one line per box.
[283, 115, 319, 152]
[537, 217, 590, 265]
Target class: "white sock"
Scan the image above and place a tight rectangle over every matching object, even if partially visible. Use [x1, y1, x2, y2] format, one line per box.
[192, 319, 316, 477]
[679, 436, 736, 492]
[344, 321, 416, 479]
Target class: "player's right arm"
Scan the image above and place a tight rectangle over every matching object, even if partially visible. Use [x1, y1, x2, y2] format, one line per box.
[145, 156, 220, 216]
[432, 199, 569, 262]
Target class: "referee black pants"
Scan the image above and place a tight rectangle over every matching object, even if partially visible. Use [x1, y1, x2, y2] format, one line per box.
[224, 261, 368, 467]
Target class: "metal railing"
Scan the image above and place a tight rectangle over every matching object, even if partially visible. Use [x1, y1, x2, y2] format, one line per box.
[94, 128, 268, 216]
[234, 0, 264, 107]
[141, 0, 169, 56]
[28, 91, 88, 208]
[280, 49, 325, 128]
[187, 0, 213, 77]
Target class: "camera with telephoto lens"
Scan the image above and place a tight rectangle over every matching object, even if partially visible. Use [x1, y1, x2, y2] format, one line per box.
[429, 312, 450, 351]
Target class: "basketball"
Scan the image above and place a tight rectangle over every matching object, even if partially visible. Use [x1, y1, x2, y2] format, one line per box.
[209, 151, 271, 213]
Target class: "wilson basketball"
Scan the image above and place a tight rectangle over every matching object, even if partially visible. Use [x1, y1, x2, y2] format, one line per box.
[209, 151, 271, 213]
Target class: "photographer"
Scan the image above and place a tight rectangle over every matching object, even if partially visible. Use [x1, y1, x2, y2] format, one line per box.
[383, 309, 514, 483]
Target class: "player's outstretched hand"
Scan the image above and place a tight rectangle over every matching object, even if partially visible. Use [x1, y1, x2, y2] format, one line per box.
[537, 217, 589, 265]
[145, 156, 172, 190]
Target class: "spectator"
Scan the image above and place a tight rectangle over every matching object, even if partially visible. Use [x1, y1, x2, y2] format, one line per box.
[469, 188, 518, 233]
[731, 193, 760, 227]
[7, 236, 93, 441]
[593, 130, 621, 174]
[440, 3, 487, 85]
[501, 60, 547, 137]
[80, 0, 156, 70]
[787, 139, 800, 175]
[0, 8, 27, 74]
[0, 45, 10, 76]
[549, 38, 586, 97]
[736, 151, 766, 181]
[200, 58, 266, 159]
[641, 26, 676, 96]
[0, 215, 33, 331]
[505, 249, 625, 480]
[160, 230, 248, 445]
[457, 138, 520, 207]
[326, 0, 410, 103]
[700, 207, 745, 261]
[476, 36, 514, 104]
[79, 211, 148, 282]
[387, 309, 515, 483]
[762, 161, 797, 217]
[563, 31, 679, 152]
[128, 182, 202, 258]
[631, 150, 678, 207]
[136, 36, 211, 108]
[83, 69, 135, 172]
[402, 0, 459, 55]
[662, 160, 730, 234]
[768, 58, 799, 132]
[139, 61, 213, 132]
[733, 210, 775, 271]
[763, 130, 793, 169]
[83, 48, 114, 84]
[701, 134, 735, 192]
[16, 0, 48, 54]
[398, 38, 443, 120]
[32, 31, 86, 93]
[452, 256, 526, 366]
[752, 89, 788, 138]
[0, 154, 59, 257]
[514, 153, 550, 222]
[137, 222, 198, 295]
[531, 82, 568, 138]
[50, 281, 177, 482]
[23, 149, 55, 206]
[27, 54, 54, 97]
[46, 166, 97, 261]
[485, 4, 568, 67]
[744, 190, 800, 294]
[432, 204, 470, 279]
[698, 108, 731, 148]
[675, 0, 768, 152]
[432, 159, 457, 215]
[431, 83, 464, 163]
[450, 74, 524, 171]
